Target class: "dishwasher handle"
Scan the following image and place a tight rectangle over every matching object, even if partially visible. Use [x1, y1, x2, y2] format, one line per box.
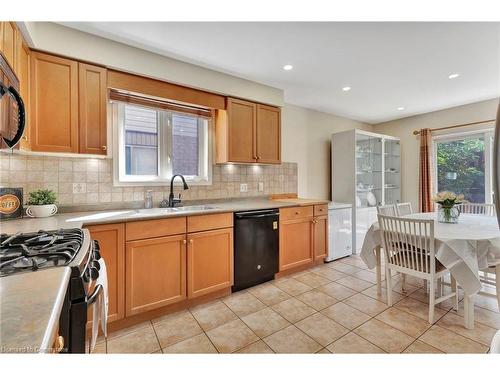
[235, 209, 279, 219]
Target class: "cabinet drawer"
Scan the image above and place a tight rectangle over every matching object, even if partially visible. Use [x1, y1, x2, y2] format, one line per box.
[126, 217, 186, 241]
[314, 204, 328, 216]
[280, 206, 314, 221]
[187, 213, 233, 233]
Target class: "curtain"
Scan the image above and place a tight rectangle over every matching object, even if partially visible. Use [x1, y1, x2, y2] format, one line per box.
[418, 128, 435, 212]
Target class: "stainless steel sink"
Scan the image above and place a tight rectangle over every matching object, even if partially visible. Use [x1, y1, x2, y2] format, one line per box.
[170, 205, 219, 212]
[130, 205, 219, 216]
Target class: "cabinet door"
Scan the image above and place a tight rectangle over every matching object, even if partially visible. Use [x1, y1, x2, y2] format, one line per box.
[0, 22, 16, 71]
[30, 52, 79, 153]
[187, 228, 233, 299]
[313, 215, 328, 261]
[86, 223, 125, 323]
[79, 63, 107, 154]
[227, 97, 256, 163]
[279, 218, 314, 271]
[17, 41, 30, 150]
[256, 104, 281, 164]
[125, 234, 186, 316]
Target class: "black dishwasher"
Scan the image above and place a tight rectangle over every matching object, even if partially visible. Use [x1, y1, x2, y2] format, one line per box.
[232, 209, 280, 292]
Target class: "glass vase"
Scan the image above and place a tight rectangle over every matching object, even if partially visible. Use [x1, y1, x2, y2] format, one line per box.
[437, 204, 460, 224]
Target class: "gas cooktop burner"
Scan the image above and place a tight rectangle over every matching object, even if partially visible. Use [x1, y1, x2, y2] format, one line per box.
[0, 228, 83, 277]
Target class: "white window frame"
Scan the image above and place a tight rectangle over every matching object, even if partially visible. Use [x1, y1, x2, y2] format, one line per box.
[432, 128, 494, 204]
[111, 102, 212, 186]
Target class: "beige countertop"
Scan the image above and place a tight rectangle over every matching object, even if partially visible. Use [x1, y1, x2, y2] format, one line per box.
[0, 267, 71, 353]
[0, 198, 330, 234]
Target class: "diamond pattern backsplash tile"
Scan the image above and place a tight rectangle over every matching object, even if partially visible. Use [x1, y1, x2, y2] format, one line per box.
[0, 153, 298, 208]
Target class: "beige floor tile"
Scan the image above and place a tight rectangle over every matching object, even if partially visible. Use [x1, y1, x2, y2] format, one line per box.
[153, 310, 203, 348]
[222, 291, 266, 317]
[90, 341, 106, 354]
[107, 324, 160, 354]
[382, 277, 420, 295]
[321, 302, 371, 330]
[241, 307, 290, 338]
[296, 289, 338, 310]
[394, 296, 448, 323]
[247, 283, 291, 306]
[328, 262, 363, 275]
[473, 291, 500, 313]
[403, 340, 443, 353]
[353, 269, 385, 284]
[274, 278, 313, 296]
[272, 298, 316, 323]
[326, 332, 385, 353]
[337, 256, 369, 269]
[343, 293, 389, 316]
[206, 319, 259, 353]
[295, 312, 349, 346]
[294, 272, 331, 288]
[310, 267, 347, 281]
[190, 300, 238, 331]
[455, 303, 500, 329]
[361, 285, 406, 304]
[419, 325, 489, 353]
[263, 325, 322, 353]
[162, 333, 217, 354]
[107, 320, 152, 341]
[437, 311, 497, 346]
[236, 340, 274, 353]
[336, 275, 374, 292]
[408, 286, 459, 310]
[354, 319, 414, 353]
[403, 274, 426, 287]
[317, 282, 358, 300]
[315, 348, 332, 354]
[375, 307, 431, 337]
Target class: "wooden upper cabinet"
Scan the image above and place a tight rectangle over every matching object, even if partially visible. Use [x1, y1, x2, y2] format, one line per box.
[30, 52, 79, 153]
[0, 22, 16, 72]
[125, 234, 187, 316]
[256, 104, 281, 164]
[17, 41, 30, 150]
[216, 97, 281, 165]
[85, 223, 125, 323]
[313, 215, 328, 261]
[187, 228, 233, 299]
[79, 63, 107, 154]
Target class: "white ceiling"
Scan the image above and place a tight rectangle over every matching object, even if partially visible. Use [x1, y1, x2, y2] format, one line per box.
[60, 22, 500, 123]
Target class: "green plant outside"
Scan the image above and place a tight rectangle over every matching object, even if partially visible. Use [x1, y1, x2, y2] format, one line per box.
[27, 189, 57, 205]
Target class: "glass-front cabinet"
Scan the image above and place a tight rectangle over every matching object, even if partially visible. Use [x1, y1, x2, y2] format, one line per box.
[331, 129, 401, 253]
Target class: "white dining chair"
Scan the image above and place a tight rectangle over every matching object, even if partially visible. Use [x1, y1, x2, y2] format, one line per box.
[459, 203, 496, 216]
[396, 202, 413, 216]
[378, 214, 459, 323]
[377, 204, 397, 216]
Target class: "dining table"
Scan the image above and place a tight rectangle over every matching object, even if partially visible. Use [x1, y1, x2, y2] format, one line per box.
[360, 212, 500, 329]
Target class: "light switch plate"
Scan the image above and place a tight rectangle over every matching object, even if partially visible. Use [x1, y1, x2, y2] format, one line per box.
[258, 182, 264, 192]
[240, 183, 248, 193]
[73, 183, 87, 194]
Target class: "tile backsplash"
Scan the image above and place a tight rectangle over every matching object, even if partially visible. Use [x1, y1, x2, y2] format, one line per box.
[0, 153, 298, 209]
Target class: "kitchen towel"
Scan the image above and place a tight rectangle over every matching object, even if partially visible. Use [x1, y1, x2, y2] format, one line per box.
[89, 257, 108, 353]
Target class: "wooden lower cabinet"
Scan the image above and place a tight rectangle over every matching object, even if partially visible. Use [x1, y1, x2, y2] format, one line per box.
[313, 215, 328, 261]
[187, 228, 233, 299]
[85, 223, 125, 323]
[125, 234, 187, 317]
[279, 216, 314, 271]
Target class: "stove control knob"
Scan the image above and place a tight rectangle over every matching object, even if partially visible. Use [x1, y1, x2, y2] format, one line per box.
[89, 267, 99, 281]
[93, 240, 100, 251]
[92, 260, 101, 271]
[83, 269, 90, 283]
[93, 249, 101, 261]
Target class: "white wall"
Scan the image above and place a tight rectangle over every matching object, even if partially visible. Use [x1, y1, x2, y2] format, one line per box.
[24, 22, 284, 107]
[372, 98, 499, 209]
[282, 104, 372, 199]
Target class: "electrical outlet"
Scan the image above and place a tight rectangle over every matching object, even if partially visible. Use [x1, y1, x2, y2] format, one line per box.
[258, 182, 264, 192]
[240, 183, 248, 193]
[72, 183, 87, 194]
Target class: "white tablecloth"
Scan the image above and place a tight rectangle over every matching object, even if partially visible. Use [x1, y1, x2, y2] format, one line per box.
[360, 212, 500, 296]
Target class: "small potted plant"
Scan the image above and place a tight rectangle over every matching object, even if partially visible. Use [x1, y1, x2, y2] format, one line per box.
[26, 189, 58, 218]
[432, 191, 465, 224]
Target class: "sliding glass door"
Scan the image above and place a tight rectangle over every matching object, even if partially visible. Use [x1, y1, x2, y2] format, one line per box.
[433, 131, 494, 203]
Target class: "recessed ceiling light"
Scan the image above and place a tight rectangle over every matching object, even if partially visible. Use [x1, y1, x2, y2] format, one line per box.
[448, 73, 460, 79]
[283, 64, 293, 71]
[342, 86, 351, 92]
[397, 107, 405, 111]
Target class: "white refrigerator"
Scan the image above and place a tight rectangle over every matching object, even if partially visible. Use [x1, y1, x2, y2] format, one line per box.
[326, 202, 353, 261]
